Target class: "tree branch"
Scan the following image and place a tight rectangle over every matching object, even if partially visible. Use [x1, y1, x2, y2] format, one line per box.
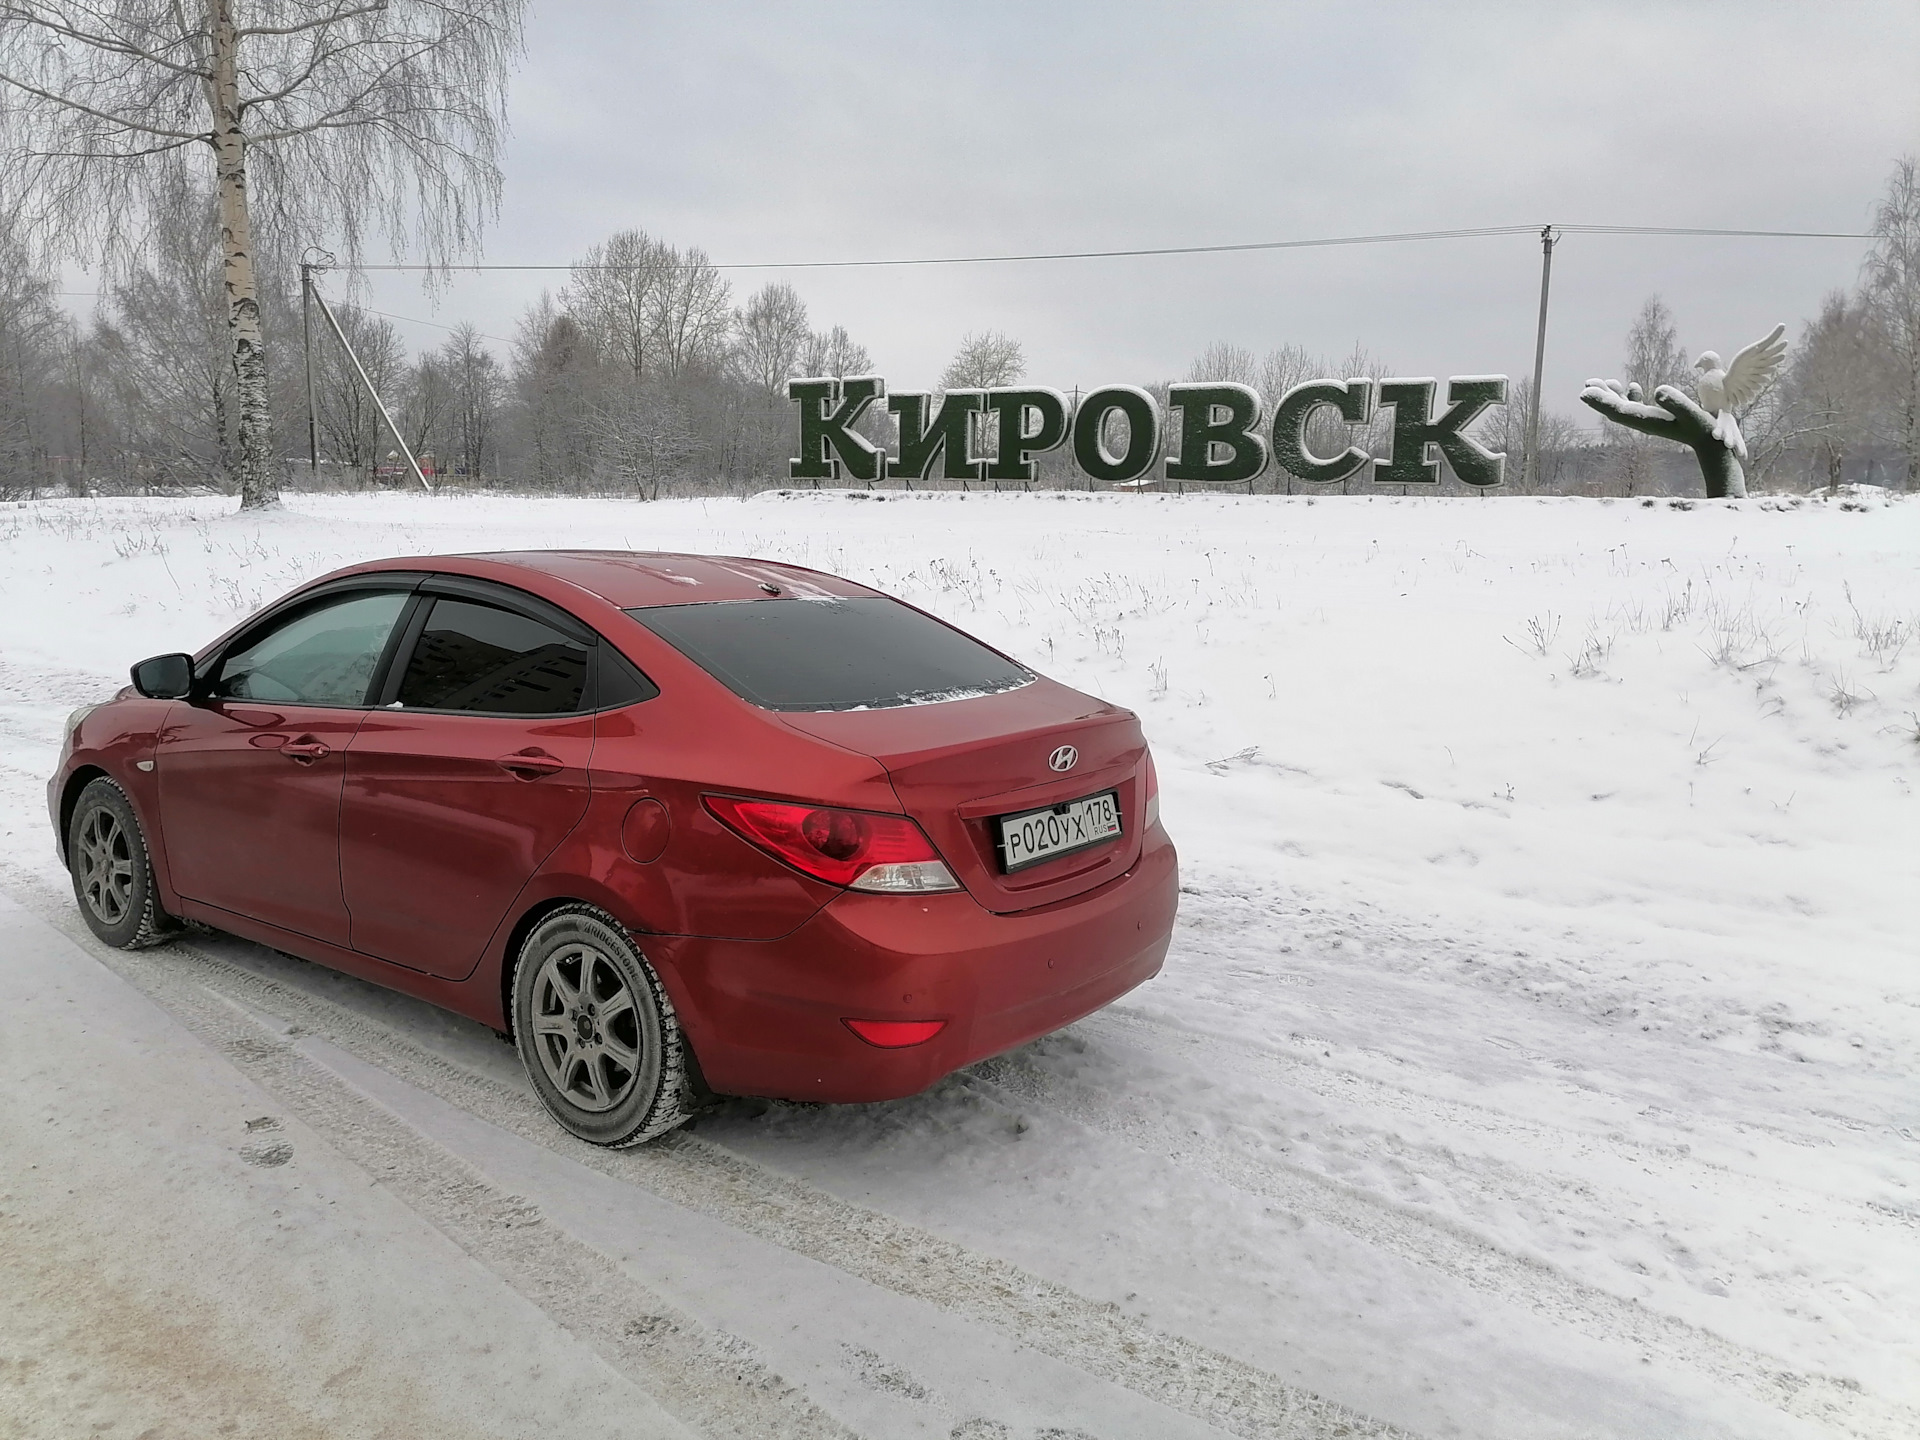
[235, 3, 389, 39]
[25, 136, 202, 160]
[0, 5, 210, 79]
[0, 70, 208, 140]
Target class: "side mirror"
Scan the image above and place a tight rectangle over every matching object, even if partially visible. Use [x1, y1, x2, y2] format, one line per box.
[130, 653, 194, 700]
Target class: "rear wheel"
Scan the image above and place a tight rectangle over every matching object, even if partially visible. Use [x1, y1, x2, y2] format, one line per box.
[511, 905, 690, 1147]
[67, 777, 173, 949]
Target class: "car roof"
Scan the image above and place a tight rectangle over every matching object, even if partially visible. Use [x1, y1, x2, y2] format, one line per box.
[341, 551, 881, 610]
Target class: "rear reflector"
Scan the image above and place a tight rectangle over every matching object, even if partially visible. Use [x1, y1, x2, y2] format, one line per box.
[843, 1018, 948, 1048]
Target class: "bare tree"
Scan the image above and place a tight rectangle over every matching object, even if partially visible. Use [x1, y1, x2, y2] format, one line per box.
[94, 173, 234, 486]
[508, 293, 598, 491]
[314, 301, 402, 482]
[733, 282, 810, 400]
[649, 246, 733, 379]
[0, 1, 526, 508]
[402, 349, 452, 466]
[1600, 296, 1691, 496]
[1623, 296, 1690, 395]
[1247, 345, 1317, 494]
[1186, 340, 1257, 385]
[1861, 155, 1920, 489]
[565, 229, 673, 382]
[1474, 379, 1582, 494]
[1256, 344, 1319, 407]
[0, 224, 72, 496]
[441, 321, 500, 478]
[940, 331, 1022, 473]
[1790, 291, 1880, 493]
[941, 330, 1024, 390]
[800, 324, 872, 379]
[590, 385, 695, 501]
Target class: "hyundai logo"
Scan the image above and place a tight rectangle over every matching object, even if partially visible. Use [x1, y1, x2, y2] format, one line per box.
[1048, 745, 1078, 772]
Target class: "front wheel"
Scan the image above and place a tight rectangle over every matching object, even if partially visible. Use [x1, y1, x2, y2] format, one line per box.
[67, 776, 173, 949]
[511, 906, 691, 1147]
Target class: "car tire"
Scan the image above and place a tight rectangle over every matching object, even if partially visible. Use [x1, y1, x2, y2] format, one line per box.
[511, 905, 691, 1147]
[67, 776, 174, 950]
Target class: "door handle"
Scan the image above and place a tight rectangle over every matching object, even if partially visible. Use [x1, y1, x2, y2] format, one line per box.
[283, 736, 330, 764]
[496, 748, 564, 779]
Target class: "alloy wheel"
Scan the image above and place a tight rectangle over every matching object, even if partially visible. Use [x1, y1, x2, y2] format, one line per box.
[75, 805, 135, 927]
[528, 942, 643, 1113]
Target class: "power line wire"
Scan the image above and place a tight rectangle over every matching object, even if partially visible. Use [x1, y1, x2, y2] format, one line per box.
[335, 221, 1876, 274]
[1555, 224, 1874, 240]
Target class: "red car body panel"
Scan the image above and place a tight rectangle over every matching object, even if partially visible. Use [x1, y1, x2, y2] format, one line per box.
[49, 550, 1180, 1104]
[158, 701, 369, 944]
[642, 833, 1177, 1102]
[341, 709, 597, 978]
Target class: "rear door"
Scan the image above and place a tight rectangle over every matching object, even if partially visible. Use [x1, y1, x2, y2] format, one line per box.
[340, 582, 597, 979]
[159, 585, 415, 943]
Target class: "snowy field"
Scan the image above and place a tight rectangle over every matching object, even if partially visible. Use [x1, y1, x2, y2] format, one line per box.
[1, 488, 1915, 1440]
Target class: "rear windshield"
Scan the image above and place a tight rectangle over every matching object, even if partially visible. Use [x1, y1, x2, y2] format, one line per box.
[627, 597, 1033, 712]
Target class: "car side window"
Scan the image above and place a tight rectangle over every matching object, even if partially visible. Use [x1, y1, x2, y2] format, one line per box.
[396, 597, 591, 715]
[213, 591, 409, 706]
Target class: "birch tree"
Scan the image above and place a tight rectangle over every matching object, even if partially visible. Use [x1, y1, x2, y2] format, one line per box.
[0, 226, 72, 496]
[442, 321, 500, 477]
[649, 246, 732, 380]
[565, 229, 674, 383]
[801, 324, 873, 380]
[1790, 292, 1880, 493]
[733, 282, 809, 400]
[95, 173, 233, 486]
[940, 330, 1024, 390]
[1861, 156, 1920, 488]
[0, 1, 526, 508]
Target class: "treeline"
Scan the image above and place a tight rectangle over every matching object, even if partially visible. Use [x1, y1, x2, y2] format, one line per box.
[0, 203, 894, 499]
[2, 159, 1915, 500]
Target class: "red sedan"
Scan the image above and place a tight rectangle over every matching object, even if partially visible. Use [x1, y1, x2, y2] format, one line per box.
[50, 552, 1178, 1146]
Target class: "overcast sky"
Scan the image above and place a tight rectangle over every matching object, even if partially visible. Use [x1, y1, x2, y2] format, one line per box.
[351, 0, 1917, 420]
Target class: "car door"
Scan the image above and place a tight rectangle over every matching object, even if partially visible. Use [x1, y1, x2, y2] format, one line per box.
[339, 582, 597, 980]
[158, 585, 415, 944]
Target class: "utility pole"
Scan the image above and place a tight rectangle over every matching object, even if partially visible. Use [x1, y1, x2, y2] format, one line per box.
[306, 272, 432, 493]
[300, 247, 332, 486]
[1525, 225, 1558, 490]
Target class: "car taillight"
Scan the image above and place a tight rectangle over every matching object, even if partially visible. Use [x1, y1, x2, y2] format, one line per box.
[702, 795, 962, 893]
[843, 1018, 947, 1047]
[1143, 750, 1161, 831]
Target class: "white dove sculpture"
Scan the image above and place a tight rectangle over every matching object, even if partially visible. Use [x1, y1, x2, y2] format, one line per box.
[1692, 323, 1788, 460]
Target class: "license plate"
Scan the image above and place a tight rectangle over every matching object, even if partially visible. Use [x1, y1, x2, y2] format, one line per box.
[996, 790, 1123, 872]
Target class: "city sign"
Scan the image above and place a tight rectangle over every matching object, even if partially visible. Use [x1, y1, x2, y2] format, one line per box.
[789, 375, 1510, 488]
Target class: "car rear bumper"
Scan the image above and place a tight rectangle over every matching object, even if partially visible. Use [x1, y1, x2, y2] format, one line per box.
[643, 826, 1178, 1103]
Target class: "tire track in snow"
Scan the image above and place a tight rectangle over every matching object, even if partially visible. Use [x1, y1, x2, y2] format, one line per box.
[1087, 1003, 1918, 1237]
[2, 877, 1415, 1440]
[969, 1034, 1915, 1440]
[71, 942, 861, 1439]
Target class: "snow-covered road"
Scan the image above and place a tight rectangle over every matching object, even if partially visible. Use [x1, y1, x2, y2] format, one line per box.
[2, 490, 1914, 1438]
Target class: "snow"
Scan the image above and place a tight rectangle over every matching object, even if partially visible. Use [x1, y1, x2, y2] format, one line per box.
[1, 488, 1915, 1439]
